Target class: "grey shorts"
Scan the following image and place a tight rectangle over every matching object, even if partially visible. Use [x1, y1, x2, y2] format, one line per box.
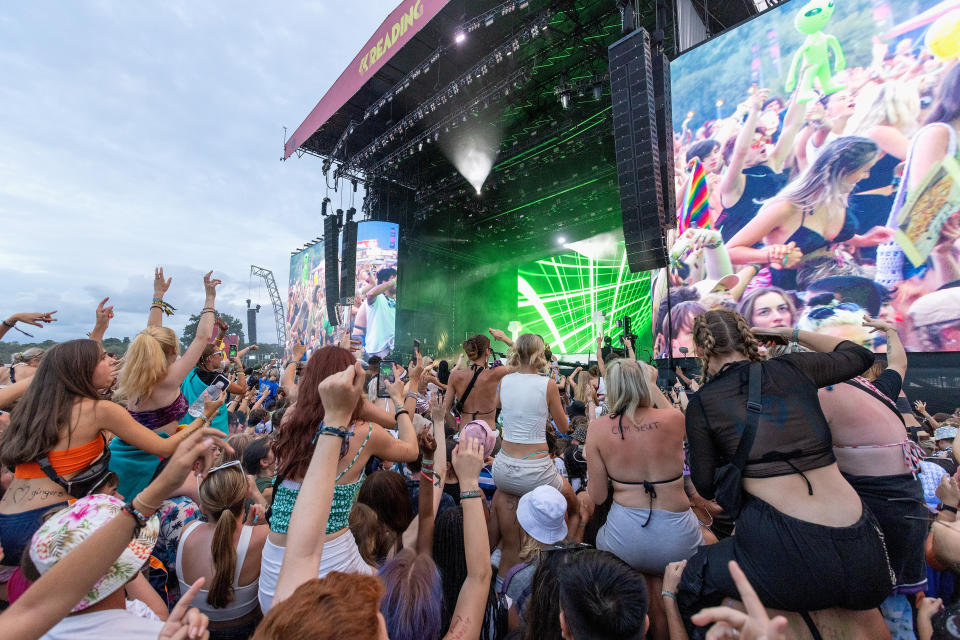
[597, 501, 703, 574]
[491, 451, 563, 496]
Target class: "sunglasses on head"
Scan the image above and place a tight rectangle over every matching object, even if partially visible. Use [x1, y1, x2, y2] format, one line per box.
[806, 302, 862, 321]
[541, 542, 593, 555]
[197, 459, 242, 492]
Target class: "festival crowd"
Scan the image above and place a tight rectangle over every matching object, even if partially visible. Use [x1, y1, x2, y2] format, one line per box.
[657, 37, 960, 358]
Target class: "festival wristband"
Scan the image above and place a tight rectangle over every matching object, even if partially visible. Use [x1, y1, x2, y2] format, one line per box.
[460, 490, 483, 500]
[942, 505, 958, 514]
[661, 589, 677, 600]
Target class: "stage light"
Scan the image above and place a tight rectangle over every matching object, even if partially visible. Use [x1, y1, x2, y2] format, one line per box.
[518, 0, 528, 7]
[455, 32, 466, 44]
[593, 81, 603, 100]
[557, 235, 567, 245]
[560, 92, 572, 110]
[484, 15, 494, 27]
[418, 142, 423, 151]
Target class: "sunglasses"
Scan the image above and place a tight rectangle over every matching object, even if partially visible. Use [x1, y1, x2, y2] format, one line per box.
[806, 302, 862, 321]
[541, 542, 593, 555]
[197, 459, 242, 493]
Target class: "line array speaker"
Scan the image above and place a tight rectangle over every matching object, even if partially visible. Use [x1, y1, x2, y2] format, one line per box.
[652, 50, 675, 224]
[324, 213, 340, 326]
[339, 220, 358, 303]
[608, 26, 668, 272]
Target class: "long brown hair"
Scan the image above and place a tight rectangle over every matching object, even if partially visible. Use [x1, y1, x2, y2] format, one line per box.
[0, 340, 102, 468]
[692, 309, 763, 383]
[198, 464, 248, 608]
[273, 346, 362, 480]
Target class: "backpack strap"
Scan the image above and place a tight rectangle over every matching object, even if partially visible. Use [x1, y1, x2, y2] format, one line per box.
[456, 366, 485, 414]
[499, 560, 532, 597]
[731, 363, 763, 471]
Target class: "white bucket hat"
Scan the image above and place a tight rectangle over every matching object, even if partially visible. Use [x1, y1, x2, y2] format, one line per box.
[517, 485, 568, 544]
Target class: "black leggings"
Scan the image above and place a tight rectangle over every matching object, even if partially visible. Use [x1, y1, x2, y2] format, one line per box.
[677, 494, 893, 630]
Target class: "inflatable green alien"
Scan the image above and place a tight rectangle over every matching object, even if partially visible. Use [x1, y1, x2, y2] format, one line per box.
[784, 0, 847, 103]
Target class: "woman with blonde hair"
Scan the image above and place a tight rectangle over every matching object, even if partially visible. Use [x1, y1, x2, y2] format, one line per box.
[109, 268, 226, 499]
[844, 81, 921, 244]
[2, 348, 44, 386]
[176, 460, 268, 640]
[491, 334, 578, 527]
[585, 358, 700, 639]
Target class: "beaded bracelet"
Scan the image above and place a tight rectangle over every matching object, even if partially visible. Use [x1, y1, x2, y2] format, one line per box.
[122, 502, 150, 537]
[460, 490, 483, 500]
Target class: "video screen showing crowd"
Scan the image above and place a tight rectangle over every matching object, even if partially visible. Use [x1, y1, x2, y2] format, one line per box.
[285, 221, 399, 361]
[654, 0, 960, 358]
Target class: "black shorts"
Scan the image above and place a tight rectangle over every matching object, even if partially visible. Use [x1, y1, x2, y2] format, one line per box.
[677, 494, 893, 628]
[843, 472, 928, 593]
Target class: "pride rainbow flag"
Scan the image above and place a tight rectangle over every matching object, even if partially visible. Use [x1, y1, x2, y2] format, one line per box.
[678, 158, 711, 233]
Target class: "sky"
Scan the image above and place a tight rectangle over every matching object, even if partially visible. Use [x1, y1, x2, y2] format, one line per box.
[0, 0, 398, 345]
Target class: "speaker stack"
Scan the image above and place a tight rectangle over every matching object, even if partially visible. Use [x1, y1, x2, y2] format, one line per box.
[324, 213, 340, 326]
[608, 26, 673, 272]
[340, 216, 358, 304]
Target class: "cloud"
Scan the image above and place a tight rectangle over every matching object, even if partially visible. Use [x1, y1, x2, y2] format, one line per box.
[0, 1, 397, 348]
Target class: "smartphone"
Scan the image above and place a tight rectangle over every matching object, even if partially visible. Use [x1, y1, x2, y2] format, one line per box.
[413, 339, 420, 354]
[377, 360, 395, 398]
[228, 344, 238, 358]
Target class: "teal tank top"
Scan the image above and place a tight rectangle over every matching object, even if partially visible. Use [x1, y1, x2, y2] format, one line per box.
[269, 425, 371, 535]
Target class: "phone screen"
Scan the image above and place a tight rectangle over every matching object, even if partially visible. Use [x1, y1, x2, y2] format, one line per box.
[413, 339, 420, 354]
[228, 344, 238, 357]
[377, 360, 395, 398]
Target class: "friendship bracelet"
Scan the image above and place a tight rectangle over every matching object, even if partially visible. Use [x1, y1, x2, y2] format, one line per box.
[421, 458, 434, 466]
[460, 490, 483, 500]
[421, 470, 435, 483]
[791, 328, 800, 344]
[122, 502, 150, 537]
[661, 589, 677, 601]
[312, 424, 354, 444]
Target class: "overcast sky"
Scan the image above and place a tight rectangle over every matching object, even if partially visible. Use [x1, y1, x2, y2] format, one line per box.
[0, 1, 397, 344]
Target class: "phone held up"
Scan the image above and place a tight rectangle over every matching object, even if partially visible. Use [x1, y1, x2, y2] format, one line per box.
[228, 344, 238, 358]
[377, 360, 395, 398]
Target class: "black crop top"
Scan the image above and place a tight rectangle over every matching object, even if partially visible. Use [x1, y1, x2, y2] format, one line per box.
[685, 341, 874, 500]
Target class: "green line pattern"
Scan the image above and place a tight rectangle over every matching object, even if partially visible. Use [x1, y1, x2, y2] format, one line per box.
[517, 243, 652, 354]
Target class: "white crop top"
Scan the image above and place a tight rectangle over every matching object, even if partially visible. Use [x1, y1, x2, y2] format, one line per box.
[499, 373, 550, 444]
[176, 521, 260, 621]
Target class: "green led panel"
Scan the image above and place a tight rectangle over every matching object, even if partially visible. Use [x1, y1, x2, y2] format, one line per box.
[518, 242, 652, 354]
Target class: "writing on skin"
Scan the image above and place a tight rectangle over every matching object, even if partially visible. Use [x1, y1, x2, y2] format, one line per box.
[359, 0, 424, 75]
[611, 422, 661, 435]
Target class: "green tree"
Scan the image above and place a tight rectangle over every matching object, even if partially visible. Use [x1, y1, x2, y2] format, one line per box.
[180, 313, 245, 351]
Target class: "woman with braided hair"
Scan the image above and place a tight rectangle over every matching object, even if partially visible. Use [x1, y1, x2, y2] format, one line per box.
[675, 309, 892, 633]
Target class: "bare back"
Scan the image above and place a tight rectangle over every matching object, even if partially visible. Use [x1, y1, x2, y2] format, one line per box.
[448, 366, 507, 426]
[590, 407, 690, 511]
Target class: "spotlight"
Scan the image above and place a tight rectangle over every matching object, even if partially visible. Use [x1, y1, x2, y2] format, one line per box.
[557, 236, 567, 245]
[418, 142, 423, 151]
[560, 91, 572, 110]
[484, 15, 494, 27]
[593, 81, 603, 101]
[455, 32, 466, 44]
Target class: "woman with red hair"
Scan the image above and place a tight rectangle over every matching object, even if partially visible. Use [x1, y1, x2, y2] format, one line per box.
[257, 346, 420, 612]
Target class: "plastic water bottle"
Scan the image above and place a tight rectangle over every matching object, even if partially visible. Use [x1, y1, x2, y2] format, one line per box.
[187, 385, 222, 418]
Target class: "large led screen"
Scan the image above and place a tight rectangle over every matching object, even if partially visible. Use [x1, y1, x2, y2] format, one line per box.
[518, 231, 653, 355]
[286, 221, 399, 360]
[657, 0, 960, 356]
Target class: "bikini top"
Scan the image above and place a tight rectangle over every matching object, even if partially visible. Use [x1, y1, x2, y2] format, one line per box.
[605, 413, 684, 528]
[14, 435, 106, 479]
[786, 207, 858, 256]
[268, 425, 372, 535]
[127, 392, 189, 431]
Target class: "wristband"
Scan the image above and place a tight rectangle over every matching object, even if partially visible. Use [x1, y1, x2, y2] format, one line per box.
[421, 458, 434, 466]
[791, 328, 800, 345]
[421, 470, 435, 483]
[133, 493, 162, 512]
[942, 505, 958, 514]
[460, 490, 483, 500]
[122, 502, 150, 537]
[405, 391, 419, 400]
[395, 409, 410, 419]
[312, 424, 354, 444]
[661, 589, 677, 600]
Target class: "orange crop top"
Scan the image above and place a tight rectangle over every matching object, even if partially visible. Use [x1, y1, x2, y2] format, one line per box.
[14, 435, 106, 479]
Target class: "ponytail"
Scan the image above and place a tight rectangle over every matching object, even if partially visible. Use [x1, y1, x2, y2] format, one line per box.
[207, 507, 240, 608]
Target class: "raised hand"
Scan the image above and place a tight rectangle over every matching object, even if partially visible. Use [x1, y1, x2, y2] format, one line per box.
[292, 342, 307, 363]
[386, 364, 407, 403]
[663, 559, 687, 593]
[429, 394, 445, 424]
[95, 297, 114, 327]
[937, 474, 960, 508]
[317, 361, 365, 420]
[452, 436, 485, 484]
[154, 267, 172, 298]
[862, 316, 894, 334]
[915, 400, 928, 415]
[488, 328, 509, 343]
[765, 242, 802, 269]
[691, 561, 788, 640]
[418, 428, 437, 456]
[158, 577, 210, 640]
[6, 311, 57, 327]
[203, 271, 221, 300]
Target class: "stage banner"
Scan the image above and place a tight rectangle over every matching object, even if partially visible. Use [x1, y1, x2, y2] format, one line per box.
[283, 0, 452, 158]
